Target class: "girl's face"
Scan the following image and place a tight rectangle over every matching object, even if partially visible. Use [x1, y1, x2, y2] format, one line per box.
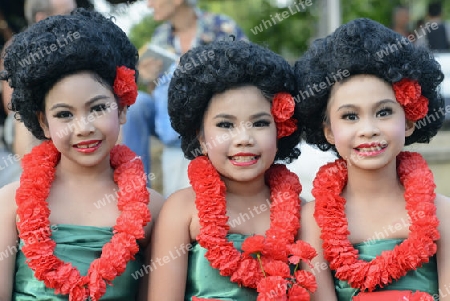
[324, 74, 414, 170]
[199, 86, 278, 183]
[40, 72, 126, 168]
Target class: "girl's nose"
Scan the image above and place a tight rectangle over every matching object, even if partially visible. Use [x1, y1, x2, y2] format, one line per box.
[358, 117, 381, 138]
[233, 126, 254, 147]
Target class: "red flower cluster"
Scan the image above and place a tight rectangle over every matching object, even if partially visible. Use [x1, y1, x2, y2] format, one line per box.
[245, 238, 317, 301]
[271, 92, 298, 139]
[313, 151, 439, 296]
[16, 140, 151, 300]
[113, 66, 138, 107]
[188, 156, 317, 300]
[392, 79, 429, 121]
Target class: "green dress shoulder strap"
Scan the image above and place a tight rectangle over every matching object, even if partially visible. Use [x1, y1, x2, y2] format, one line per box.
[185, 233, 258, 301]
[333, 239, 438, 301]
[13, 224, 144, 300]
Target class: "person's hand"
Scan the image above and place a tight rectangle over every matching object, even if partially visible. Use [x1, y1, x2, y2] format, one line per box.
[138, 57, 163, 86]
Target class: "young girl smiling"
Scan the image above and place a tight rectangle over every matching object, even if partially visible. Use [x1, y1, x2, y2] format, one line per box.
[148, 40, 317, 300]
[0, 9, 164, 300]
[295, 18, 449, 301]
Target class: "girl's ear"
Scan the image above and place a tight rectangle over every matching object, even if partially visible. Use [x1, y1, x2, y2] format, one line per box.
[405, 119, 415, 137]
[119, 106, 127, 125]
[323, 122, 335, 144]
[196, 128, 207, 155]
[38, 112, 51, 139]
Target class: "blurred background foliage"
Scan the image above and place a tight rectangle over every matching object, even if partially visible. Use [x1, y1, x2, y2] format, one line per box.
[128, 0, 440, 61]
[0, 0, 447, 60]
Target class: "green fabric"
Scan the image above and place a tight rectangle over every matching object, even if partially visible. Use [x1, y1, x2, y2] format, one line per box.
[333, 239, 438, 301]
[185, 233, 258, 301]
[13, 224, 144, 300]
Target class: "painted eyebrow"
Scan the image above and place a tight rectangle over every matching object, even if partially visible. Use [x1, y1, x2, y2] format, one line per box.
[49, 95, 110, 111]
[337, 99, 397, 111]
[212, 112, 272, 120]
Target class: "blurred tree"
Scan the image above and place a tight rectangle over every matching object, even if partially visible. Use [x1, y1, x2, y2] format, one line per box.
[128, 0, 318, 61]
[341, 0, 408, 28]
[128, 14, 158, 50]
[200, 0, 318, 60]
[128, 0, 440, 59]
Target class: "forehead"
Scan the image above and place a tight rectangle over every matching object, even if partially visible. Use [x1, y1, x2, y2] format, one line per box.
[45, 72, 112, 104]
[328, 75, 395, 107]
[207, 86, 269, 112]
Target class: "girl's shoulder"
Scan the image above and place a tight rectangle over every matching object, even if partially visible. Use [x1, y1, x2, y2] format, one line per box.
[0, 181, 19, 211]
[157, 187, 197, 237]
[162, 187, 196, 217]
[147, 187, 165, 221]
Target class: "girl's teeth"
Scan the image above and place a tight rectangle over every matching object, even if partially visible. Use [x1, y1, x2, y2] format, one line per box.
[232, 156, 256, 162]
[77, 142, 98, 148]
[358, 146, 383, 152]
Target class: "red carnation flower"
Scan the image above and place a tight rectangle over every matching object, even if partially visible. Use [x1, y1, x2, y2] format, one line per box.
[288, 284, 310, 301]
[271, 92, 298, 139]
[392, 79, 429, 121]
[276, 118, 298, 139]
[263, 259, 291, 278]
[257, 276, 288, 301]
[242, 235, 266, 257]
[294, 270, 317, 293]
[113, 66, 138, 107]
[288, 240, 317, 265]
[272, 92, 295, 122]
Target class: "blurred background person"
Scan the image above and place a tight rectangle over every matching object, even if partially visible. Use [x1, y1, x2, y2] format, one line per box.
[424, 1, 450, 51]
[391, 5, 411, 37]
[122, 0, 247, 197]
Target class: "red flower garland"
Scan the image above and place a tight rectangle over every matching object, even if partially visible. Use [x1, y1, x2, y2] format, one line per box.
[113, 66, 138, 107]
[16, 140, 151, 300]
[188, 156, 317, 300]
[392, 79, 429, 121]
[313, 151, 439, 297]
[271, 92, 298, 139]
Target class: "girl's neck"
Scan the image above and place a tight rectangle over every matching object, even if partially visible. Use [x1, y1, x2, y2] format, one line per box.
[56, 155, 114, 185]
[222, 175, 269, 200]
[343, 159, 403, 203]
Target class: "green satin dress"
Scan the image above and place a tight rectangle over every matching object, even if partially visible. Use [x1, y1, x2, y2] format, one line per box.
[334, 239, 438, 300]
[185, 233, 258, 301]
[13, 224, 144, 300]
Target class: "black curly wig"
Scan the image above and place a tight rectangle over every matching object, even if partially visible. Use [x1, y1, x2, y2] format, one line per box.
[0, 8, 138, 140]
[294, 18, 445, 154]
[168, 40, 302, 163]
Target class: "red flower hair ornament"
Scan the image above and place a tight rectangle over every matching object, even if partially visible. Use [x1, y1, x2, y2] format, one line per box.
[113, 66, 138, 107]
[392, 79, 429, 121]
[271, 92, 298, 139]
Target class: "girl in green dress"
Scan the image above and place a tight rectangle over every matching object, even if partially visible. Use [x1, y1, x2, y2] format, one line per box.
[0, 8, 164, 300]
[148, 40, 318, 300]
[295, 18, 450, 301]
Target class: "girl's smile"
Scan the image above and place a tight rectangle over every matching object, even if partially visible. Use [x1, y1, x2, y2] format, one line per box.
[200, 85, 277, 183]
[353, 142, 388, 157]
[324, 74, 415, 170]
[72, 140, 103, 153]
[229, 152, 260, 166]
[40, 71, 127, 170]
